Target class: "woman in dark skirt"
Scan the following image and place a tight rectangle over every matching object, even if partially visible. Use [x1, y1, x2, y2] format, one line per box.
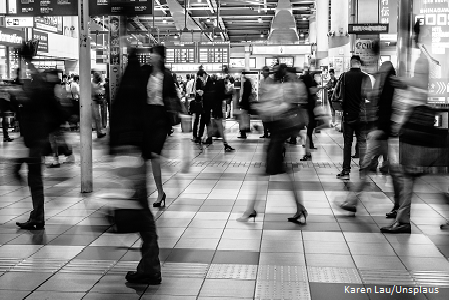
[141, 46, 178, 208]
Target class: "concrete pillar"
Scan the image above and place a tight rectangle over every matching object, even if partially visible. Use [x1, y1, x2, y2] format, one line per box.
[316, 0, 329, 59]
[397, 0, 413, 77]
[309, 17, 316, 45]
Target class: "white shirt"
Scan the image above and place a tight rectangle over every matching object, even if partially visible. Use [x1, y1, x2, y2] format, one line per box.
[185, 78, 195, 96]
[147, 72, 164, 105]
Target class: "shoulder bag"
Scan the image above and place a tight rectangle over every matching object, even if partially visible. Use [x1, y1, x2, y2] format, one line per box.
[331, 73, 345, 111]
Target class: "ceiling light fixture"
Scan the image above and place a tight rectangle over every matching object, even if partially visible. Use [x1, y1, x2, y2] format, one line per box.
[163, 18, 167, 23]
[302, 17, 307, 20]
[258, 17, 262, 23]
[207, 18, 211, 23]
[197, 0, 201, 2]
[260, 31, 264, 37]
[174, 34, 178, 39]
[300, 33, 304, 37]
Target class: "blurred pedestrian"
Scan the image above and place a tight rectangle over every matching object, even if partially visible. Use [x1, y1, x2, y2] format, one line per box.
[238, 64, 308, 223]
[14, 48, 67, 230]
[339, 61, 403, 217]
[109, 48, 161, 284]
[192, 70, 206, 144]
[299, 66, 318, 149]
[237, 74, 252, 139]
[326, 69, 338, 126]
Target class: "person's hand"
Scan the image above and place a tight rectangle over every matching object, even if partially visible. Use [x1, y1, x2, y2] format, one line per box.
[197, 90, 204, 96]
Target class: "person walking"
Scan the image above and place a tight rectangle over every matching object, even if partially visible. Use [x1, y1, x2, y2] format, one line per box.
[238, 74, 253, 139]
[258, 66, 274, 138]
[141, 46, 179, 208]
[238, 64, 308, 223]
[326, 69, 338, 126]
[14, 51, 66, 230]
[192, 71, 206, 144]
[109, 48, 162, 284]
[299, 66, 318, 149]
[335, 55, 372, 180]
[92, 73, 106, 139]
[339, 61, 403, 216]
[203, 66, 235, 152]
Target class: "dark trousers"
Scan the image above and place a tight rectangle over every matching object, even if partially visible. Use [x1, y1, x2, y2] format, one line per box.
[198, 110, 211, 139]
[262, 121, 270, 137]
[131, 161, 161, 276]
[343, 121, 367, 172]
[307, 110, 316, 146]
[193, 113, 201, 138]
[17, 140, 46, 222]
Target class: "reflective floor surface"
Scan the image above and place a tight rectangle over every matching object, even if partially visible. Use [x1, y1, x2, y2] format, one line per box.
[0, 121, 448, 300]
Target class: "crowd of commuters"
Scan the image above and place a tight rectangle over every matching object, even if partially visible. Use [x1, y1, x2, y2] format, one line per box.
[0, 20, 447, 284]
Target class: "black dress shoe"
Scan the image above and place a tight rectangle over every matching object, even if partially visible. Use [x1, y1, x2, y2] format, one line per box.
[380, 222, 411, 234]
[340, 202, 357, 213]
[203, 137, 213, 145]
[16, 220, 45, 230]
[3, 137, 13, 142]
[386, 207, 398, 219]
[125, 271, 161, 284]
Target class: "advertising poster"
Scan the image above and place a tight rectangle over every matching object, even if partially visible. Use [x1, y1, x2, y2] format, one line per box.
[90, 0, 152, 16]
[14, 0, 78, 16]
[414, 0, 449, 103]
[109, 16, 120, 103]
[355, 40, 379, 74]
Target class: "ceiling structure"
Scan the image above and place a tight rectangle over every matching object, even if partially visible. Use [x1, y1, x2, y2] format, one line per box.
[129, 0, 315, 44]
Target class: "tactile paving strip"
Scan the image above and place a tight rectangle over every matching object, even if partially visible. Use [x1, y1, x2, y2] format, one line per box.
[255, 281, 311, 300]
[162, 263, 209, 278]
[359, 270, 415, 285]
[307, 267, 362, 283]
[207, 264, 258, 280]
[0, 259, 22, 272]
[257, 265, 308, 282]
[411, 271, 449, 287]
[60, 259, 116, 274]
[11, 259, 67, 273]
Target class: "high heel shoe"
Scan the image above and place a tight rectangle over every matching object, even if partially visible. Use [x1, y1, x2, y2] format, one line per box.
[287, 210, 308, 224]
[153, 193, 166, 207]
[16, 220, 45, 230]
[237, 210, 257, 222]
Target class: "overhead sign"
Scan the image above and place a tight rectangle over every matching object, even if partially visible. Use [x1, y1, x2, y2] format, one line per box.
[252, 46, 311, 55]
[13, 0, 78, 16]
[348, 23, 389, 34]
[33, 30, 48, 53]
[5, 17, 33, 27]
[90, 0, 153, 16]
[34, 17, 61, 33]
[0, 28, 25, 47]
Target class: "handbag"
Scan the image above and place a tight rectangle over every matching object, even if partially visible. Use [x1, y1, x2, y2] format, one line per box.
[163, 96, 182, 126]
[238, 110, 251, 131]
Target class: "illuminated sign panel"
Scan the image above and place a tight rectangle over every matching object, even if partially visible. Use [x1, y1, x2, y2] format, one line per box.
[348, 24, 389, 34]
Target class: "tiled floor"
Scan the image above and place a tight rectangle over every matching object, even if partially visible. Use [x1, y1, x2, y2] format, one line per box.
[0, 121, 448, 300]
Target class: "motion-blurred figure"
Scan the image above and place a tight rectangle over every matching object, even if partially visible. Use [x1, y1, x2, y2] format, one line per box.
[238, 64, 308, 223]
[14, 49, 67, 230]
[339, 61, 403, 217]
[299, 66, 318, 149]
[109, 48, 161, 284]
[380, 21, 448, 234]
[238, 73, 252, 139]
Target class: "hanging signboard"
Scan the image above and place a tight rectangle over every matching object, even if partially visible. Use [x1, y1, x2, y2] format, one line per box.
[198, 44, 229, 64]
[90, 0, 153, 16]
[348, 23, 389, 34]
[33, 30, 49, 53]
[166, 47, 196, 63]
[13, 0, 78, 16]
[34, 17, 62, 34]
